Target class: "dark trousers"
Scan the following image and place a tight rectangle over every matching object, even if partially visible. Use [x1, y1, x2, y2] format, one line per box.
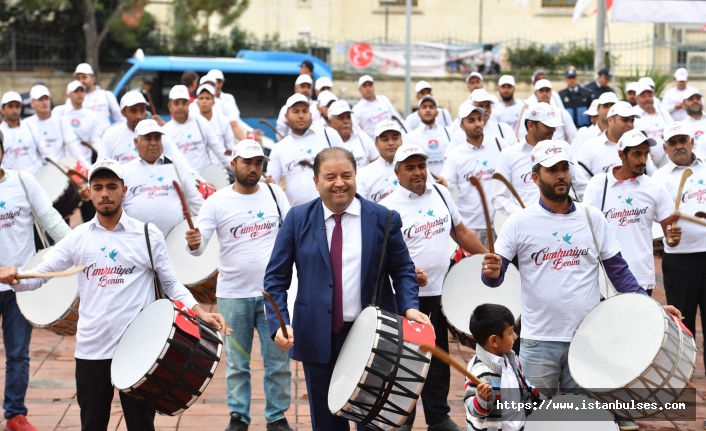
[75, 359, 155, 431]
[663, 252, 706, 353]
[404, 295, 451, 427]
[0, 291, 32, 420]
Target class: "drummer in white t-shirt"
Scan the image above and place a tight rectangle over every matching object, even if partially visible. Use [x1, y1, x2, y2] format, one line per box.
[314, 90, 338, 129]
[356, 120, 404, 203]
[379, 144, 486, 431]
[518, 80, 577, 144]
[327, 100, 379, 169]
[185, 140, 294, 431]
[353, 75, 408, 140]
[583, 130, 679, 296]
[405, 81, 452, 131]
[194, 84, 236, 155]
[0, 91, 47, 174]
[481, 140, 681, 408]
[73, 63, 125, 135]
[406, 95, 454, 177]
[275, 75, 321, 138]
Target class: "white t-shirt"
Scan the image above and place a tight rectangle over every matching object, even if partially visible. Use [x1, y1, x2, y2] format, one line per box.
[0, 121, 45, 174]
[379, 184, 460, 296]
[652, 158, 706, 254]
[338, 128, 379, 169]
[352, 95, 406, 140]
[449, 120, 518, 153]
[357, 157, 398, 203]
[162, 113, 230, 173]
[122, 155, 204, 236]
[203, 112, 236, 154]
[662, 86, 696, 121]
[99, 123, 190, 171]
[518, 107, 577, 144]
[0, 170, 53, 291]
[275, 101, 321, 138]
[492, 99, 526, 132]
[82, 86, 125, 136]
[495, 202, 621, 341]
[61, 105, 103, 163]
[15, 212, 198, 359]
[576, 131, 657, 178]
[406, 123, 453, 176]
[583, 171, 673, 285]
[634, 106, 673, 165]
[441, 136, 508, 229]
[25, 114, 89, 167]
[571, 124, 602, 155]
[191, 184, 290, 298]
[266, 126, 342, 206]
[405, 107, 453, 131]
[682, 115, 706, 158]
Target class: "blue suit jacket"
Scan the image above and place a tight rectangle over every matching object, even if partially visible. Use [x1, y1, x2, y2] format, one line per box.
[263, 195, 420, 364]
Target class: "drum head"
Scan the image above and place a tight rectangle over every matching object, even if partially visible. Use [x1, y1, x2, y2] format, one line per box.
[112, 299, 175, 390]
[165, 217, 220, 285]
[200, 165, 230, 190]
[442, 255, 521, 337]
[16, 248, 79, 326]
[328, 306, 379, 413]
[34, 164, 70, 201]
[524, 394, 617, 430]
[651, 222, 663, 240]
[493, 211, 508, 234]
[569, 294, 665, 390]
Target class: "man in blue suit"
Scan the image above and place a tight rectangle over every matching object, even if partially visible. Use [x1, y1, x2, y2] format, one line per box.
[264, 147, 429, 431]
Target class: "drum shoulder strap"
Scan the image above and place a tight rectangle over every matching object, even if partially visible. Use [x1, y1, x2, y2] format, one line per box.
[371, 210, 393, 307]
[443, 127, 450, 142]
[498, 123, 504, 139]
[17, 171, 49, 249]
[600, 174, 608, 212]
[495, 137, 502, 153]
[265, 183, 282, 227]
[144, 222, 167, 300]
[583, 204, 618, 298]
[432, 184, 460, 249]
[323, 128, 331, 147]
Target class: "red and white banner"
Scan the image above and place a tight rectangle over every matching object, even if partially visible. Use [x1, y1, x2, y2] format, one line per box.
[612, 0, 706, 23]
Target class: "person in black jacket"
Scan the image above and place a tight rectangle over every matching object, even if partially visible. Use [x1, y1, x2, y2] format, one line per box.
[584, 68, 615, 99]
[558, 69, 594, 128]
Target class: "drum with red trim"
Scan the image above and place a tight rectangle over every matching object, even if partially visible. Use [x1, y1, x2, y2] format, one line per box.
[111, 299, 223, 416]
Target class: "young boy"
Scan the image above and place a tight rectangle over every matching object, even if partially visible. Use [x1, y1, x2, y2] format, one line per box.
[464, 304, 543, 431]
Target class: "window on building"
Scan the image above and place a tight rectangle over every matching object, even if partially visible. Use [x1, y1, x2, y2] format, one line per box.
[380, 0, 419, 6]
[541, 0, 578, 7]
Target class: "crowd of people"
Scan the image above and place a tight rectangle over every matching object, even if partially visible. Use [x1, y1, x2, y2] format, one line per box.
[0, 60, 702, 431]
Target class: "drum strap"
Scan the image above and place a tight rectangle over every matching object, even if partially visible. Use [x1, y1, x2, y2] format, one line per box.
[495, 137, 502, 152]
[323, 128, 331, 147]
[17, 171, 49, 249]
[265, 183, 282, 227]
[584, 205, 618, 298]
[370, 210, 393, 307]
[144, 222, 167, 300]
[600, 174, 608, 211]
[433, 185, 460, 249]
[193, 116, 213, 164]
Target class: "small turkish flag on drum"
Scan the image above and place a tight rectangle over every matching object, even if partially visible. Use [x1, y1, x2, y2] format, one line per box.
[401, 317, 435, 347]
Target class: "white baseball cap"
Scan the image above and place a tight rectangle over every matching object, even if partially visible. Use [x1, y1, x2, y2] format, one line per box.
[169, 85, 190, 101]
[638, 77, 656, 88]
[392, 143, 429, 167]
[196, 84, 216, 97]
[607, 101, 641, 118]
[199, 74, 217, 85]
[534, 79, 552, 91]
[466, 71, 483, 83]
[618, 130, 657, 149]
[295, 74, 313, 86]
[29, 85, 51, 101]
[530, 140, 573, 168]
[374, 120, 401, 138]
[315, 77, 333, 91]
[208, 69, 225, 81]
[525, 103, 563, 128]
[328, 100, 352, 118]
[232, 139, 270, 161]
[134, 119, 164, 136]
[583, 99, 600, 117]
[663, 122, 692, 141]
[418, 95, 437, 108]
[317, 90, 338, 107]
[498, 75, 515, 87]
[66, 81, 85, 94]
[286, 93, 310, 109]
[598, 92, 619, 105]
[674, 68, 688, 82]
[635, 84, 653, 97]
[626, 82, 640, 93]
[119, 91, 148, 109]
[457, 100, 485, 119]
[358, 75, 374, 87]
[683, 87, 702, 101]
[415, 80, 432, 93]
[470, 88, 494, 104]
[73, 63, 94, 76]
[1, 91, 22, 106]
[88, 158, 124, 181]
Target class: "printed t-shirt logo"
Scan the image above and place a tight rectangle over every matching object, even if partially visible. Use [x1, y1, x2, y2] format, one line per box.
[403, 210, 448, 240]
[84, 248, 136, 288]
[0, 201, 5, 208]
[71, 119, 80, 128]
[129, 181, 175, 199]
[0, 200, 20, 230]
[531, 231, 589, 270]
[230, 214, 277, 240]
[428, 140, 439, 150]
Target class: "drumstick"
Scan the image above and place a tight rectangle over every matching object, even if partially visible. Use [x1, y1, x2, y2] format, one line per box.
[262, 292, 289, 338]
[514, 103, 527, 138]
[16, 266, 86, 279]
[674, 213, 706, 228]
[469, 176, 494, 254]
[669, 168, 692, 244]
[140, 82, 159, 117]
[258, 119, 285, 141]
[419, 344, 482, 385]
[172, 181, 194, 230]
[45, 158, 86, 188]
[491, 173, 525, 209]
[80, 141, 98, 155]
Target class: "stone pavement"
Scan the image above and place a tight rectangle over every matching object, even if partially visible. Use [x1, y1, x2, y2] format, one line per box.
[0, 257, 703, 430]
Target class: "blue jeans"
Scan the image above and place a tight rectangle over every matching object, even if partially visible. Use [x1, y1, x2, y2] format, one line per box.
[518, 338, 581, 398]
[218, 297, 291, 424]
[0, 291, 33, 420]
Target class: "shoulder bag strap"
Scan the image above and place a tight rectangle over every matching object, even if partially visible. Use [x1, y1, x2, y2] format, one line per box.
[144, 222, 166, 300]
[324, 128, 332, 147]
[443, 127, 451, 142]
[265, 183, 283, 227]
[495, 137, 503, 153]
[498, 123, 504, 139]
[371, 210, 393, 307]
[600, 174, 608, 212]
[433, 184, 460, 248]
[17, 171, 49, 249]
[583, 204, 618, 298]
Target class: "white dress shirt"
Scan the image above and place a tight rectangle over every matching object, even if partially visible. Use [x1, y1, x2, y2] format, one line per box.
[322, 198, 362, 322]
[486, 351, 524, 431]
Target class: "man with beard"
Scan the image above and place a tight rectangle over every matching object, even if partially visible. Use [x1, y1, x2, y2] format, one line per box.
[266, 94, 343, 206]
[634, 84, 673, 166]
[519, 80, 576, 143]
[276, 75, 321, 138]
[405, 81, 452, 131]
[653, 122, 706, 377]
[493, 103, 587, 217]
[406, 95, 454, 177]
[681, 88, 706, 156]
[663, 68, 695, 121]
[625, 82, 639, 107]
[327, 100, 379, 169]
[353, 75, 407, 140]
[185, 140, 293, 431]
[492, 75, 525, 133]
[100, 91, 155, 164]
[481, 140, 682, 431]
[448, 89, 517, 149]
[571, 92, 619, 154]
[356, 121, 404, 203]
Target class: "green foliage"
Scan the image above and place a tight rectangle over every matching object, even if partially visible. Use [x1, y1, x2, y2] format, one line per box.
[172, 0, 249, 40]
[505, 42, 611, 73]
[506, 44, 558, 71]
[616, 67, 672, 99]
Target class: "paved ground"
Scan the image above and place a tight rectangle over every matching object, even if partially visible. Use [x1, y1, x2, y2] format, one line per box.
[0, 257, 703, 430]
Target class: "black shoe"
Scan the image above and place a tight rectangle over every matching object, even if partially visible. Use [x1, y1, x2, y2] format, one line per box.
[428, 418, 464, 431]
[266, 418, 294, 431]
[225, 413, 248, 431]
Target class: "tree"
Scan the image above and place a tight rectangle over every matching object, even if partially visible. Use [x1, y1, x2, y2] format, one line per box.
[173, 0, 249, 42]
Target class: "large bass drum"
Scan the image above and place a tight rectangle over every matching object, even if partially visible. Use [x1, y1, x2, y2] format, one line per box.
[33, 162, 81, 218]
[568, 294, 696, 419]
[328, 306, 433, 431]
[441, 255, 522, 348]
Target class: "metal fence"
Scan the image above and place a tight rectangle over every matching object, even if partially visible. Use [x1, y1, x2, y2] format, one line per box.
[0, 32, 79, 72]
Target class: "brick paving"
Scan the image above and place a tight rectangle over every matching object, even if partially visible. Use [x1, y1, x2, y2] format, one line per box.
[0, 257, 703, 430]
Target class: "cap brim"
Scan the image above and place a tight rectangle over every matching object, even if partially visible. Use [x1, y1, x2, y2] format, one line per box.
[396, 152, 429, 164]
[233, 153, 270, 162]
[540, 118, 564, 128]
[538, 156, 573, 168]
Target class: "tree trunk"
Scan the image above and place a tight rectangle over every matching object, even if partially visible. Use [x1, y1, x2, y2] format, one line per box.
[82, 0, 101, 81]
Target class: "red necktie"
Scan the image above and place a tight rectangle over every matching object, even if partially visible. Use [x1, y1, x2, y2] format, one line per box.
[331, 213, 344, 333]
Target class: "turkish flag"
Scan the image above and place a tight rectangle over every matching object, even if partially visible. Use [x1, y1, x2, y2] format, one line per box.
[401, 317, 436, 346]
[173, 299, 201, 340]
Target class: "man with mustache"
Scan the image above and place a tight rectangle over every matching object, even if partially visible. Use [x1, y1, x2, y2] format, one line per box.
[356, 121, 404, 203]
[518, 80, 576, 144]
[633, 84, 673, 166]
[652, 122, 706, 374]
[327, 100, 379, 169]
[681, 87, 706, 156]
[481, 140, 682, 431]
